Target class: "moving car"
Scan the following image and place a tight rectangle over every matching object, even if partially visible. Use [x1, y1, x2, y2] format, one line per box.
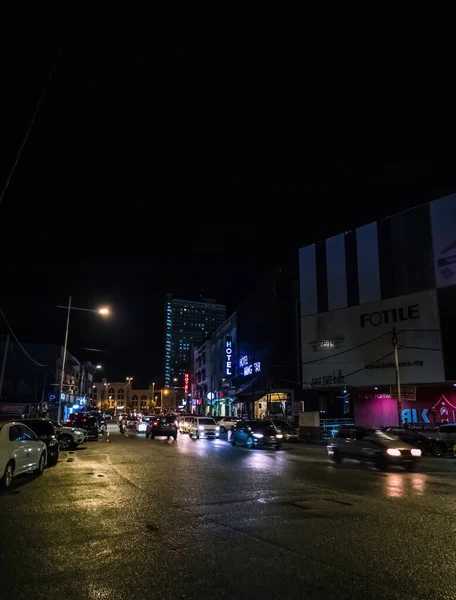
[271, 419, 299, 442]
[327, 427, 422, 471]
[436, 423, 456, 454]
[88, 412, 107, 433]
[218, 416, 242, 433]
[178, 416, 194, 434]
[146, 415, 178, 440]
[126, 415, 139, 429]
[189, 417, 220, 440]
[230, 420, 283, 449]
[0, 421, 47, 489]
[385, 427, 443, 457]
[136, 416, 151, 433]
[65, 415, 99, 440]
[51, 421, 87, 450]
[17, 419, 60, 466]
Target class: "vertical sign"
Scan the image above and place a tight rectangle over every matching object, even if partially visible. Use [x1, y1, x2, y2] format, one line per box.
[184, 373, 189, 394]
[225, 336, 233, 376]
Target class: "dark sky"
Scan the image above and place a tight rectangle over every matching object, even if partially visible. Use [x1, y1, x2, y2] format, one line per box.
[0, 37, 454, 387]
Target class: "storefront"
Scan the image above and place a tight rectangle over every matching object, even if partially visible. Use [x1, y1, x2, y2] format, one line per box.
[354, 384, 456, 431]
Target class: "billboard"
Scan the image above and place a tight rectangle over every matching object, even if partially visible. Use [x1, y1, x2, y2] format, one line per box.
[301, 289, 444, 387]
[430, 193, 456, 288]
[355, 387, 456, 431]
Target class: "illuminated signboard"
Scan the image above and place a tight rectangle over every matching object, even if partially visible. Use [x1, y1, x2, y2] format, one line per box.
[240, 356, 261, 376]
[184, 373, 189, 394]
[225, 336, 233, 375]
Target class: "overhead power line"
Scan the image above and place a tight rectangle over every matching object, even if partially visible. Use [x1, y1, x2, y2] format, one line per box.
[0, 49, 61, 209]
[303, 350, 395, 387]
[0, 308, 47, 367]
[399, 346, 443, 352]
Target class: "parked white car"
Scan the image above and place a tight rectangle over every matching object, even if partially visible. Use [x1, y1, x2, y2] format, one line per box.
[51, 421, 87, 450]
[189, 417, 220, 440]
[218, 416, 242, 433]
[0, 421, 47, 490]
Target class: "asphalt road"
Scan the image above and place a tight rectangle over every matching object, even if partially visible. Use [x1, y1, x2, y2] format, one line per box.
[1, 424, 456, 600]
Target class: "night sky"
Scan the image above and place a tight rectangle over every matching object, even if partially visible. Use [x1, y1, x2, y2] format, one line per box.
[0, 37, 454, 387]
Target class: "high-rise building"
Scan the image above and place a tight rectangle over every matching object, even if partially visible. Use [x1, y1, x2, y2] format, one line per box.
[164, 294, 226, 389]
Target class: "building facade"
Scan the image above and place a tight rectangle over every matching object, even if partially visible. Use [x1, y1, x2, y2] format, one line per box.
[233, 266, 301, 419]
[191, 312, 237, 416]
[0, 340, 96, 420]
[93, 382, 180, 414]
[298, 192, 456, 431]
[164, 294, 226, 390]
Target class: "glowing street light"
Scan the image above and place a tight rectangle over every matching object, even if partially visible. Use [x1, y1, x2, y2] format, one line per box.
[57, 296, 111, 422]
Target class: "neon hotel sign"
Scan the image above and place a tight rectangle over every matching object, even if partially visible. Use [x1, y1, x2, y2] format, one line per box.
[225, 337, 233, 376]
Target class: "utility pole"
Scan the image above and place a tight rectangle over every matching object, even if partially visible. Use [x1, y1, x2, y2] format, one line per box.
[392, 327, 402, 428]
[0, 334, 10, 400]
[58, 295, 72, 423]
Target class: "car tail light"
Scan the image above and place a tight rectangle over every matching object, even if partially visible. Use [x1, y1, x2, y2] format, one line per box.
[153, 421, 158, 426]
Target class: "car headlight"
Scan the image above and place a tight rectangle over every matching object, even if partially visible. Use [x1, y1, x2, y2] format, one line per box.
[199, 425, 204, 431]
[411, 448, 422, 457]
[276, 434, 283, 439]
[215, 426, 220, 431]
[73, 430, 84, 435]
[253, 433, 263, 438]
[387, 448, 401, 456]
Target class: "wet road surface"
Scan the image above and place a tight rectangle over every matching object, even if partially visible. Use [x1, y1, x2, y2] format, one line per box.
[1, 424, 455, 599]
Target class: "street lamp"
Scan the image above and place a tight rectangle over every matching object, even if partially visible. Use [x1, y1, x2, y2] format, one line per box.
[57, 296, 110, 422]
[126, 377, 133, 411]
[161, 388, 169, 409]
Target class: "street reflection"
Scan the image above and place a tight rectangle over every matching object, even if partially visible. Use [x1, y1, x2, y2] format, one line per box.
[411, 473, 426, 495]
[384, 472, 427, 498]
[385, 473, 404, 498]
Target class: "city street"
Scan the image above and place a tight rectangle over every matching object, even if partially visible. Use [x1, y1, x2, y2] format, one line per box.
[1, 424, 455, 600]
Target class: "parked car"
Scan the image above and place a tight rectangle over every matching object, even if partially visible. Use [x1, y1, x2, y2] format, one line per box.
[230, 420, 283, 449]
[136, 416, 151, 433]
[17, 419, 60, 466]
[189, 417, 220, 440]
[178, 416, 194, 434]
[271, 420, 299, 442]
[0, 421, 47, 489]
[436, 423, 456, 454]
[65, 415, 99, 440]
[146, 415, 178, 440]
[51, 421, 87, 450]
[327, 427, 422, 470]
[385, 427, 443, 457]
[218, 416, 242, 433]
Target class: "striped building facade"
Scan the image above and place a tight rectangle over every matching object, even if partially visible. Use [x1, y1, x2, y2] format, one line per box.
[299, 193, 456, 428]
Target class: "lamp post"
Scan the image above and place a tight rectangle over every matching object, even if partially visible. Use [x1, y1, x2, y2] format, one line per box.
[57, 297, 110, 422]
[126, 377, 133, 411]
[161, 388, 169, 411]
